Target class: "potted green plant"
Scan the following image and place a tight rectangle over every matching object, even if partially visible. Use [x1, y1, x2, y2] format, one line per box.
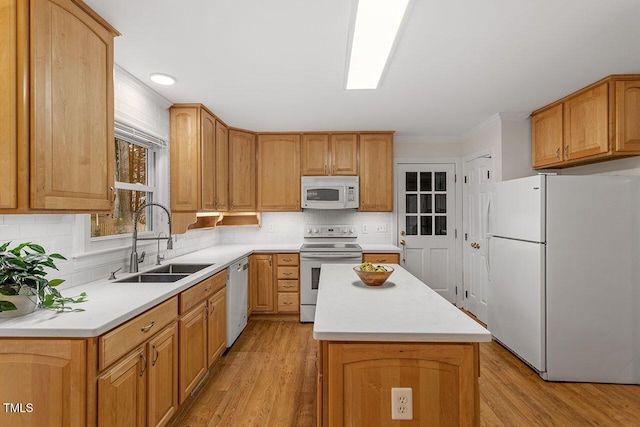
[0, 242, 87, 317]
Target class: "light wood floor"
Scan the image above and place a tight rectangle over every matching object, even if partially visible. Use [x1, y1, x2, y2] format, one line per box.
[172, 316, 640, 427]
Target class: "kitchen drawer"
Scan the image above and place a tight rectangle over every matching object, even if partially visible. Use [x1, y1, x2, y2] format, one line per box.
[277, 279, 299, 292]
[277, 292, 299, 312]
[277, 266, 299, 280]
[99, 296, 178, 370]
[180, 270, 227, 314]
[362, 253, 400, 264]
[276, 253, 299, 266]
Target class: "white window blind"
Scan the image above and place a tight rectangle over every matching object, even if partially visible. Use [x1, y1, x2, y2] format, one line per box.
[115, 121, 167, 149]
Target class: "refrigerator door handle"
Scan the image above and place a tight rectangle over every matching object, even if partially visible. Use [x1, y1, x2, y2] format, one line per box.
[485, 196, 492, 236]
[486, 235, 491, 280]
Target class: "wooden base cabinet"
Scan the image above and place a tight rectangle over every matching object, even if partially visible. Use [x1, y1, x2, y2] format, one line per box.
[147, 323, 179, 427]
[0, 339, 88, 427]
[362, 253, 400, 264]
[98, 346, 147, 427]
[318, 341, 480, 427]
[178, 271, 228, 403]
[276, 253, 299, 313]
[250, 254, 275, 313]
[207, 288, 227, 367]
[179, 302, 208, 404]
[98, 322, 179, 427]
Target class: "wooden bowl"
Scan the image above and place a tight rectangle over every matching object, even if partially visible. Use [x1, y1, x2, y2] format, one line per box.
[353, 266, 394, 286]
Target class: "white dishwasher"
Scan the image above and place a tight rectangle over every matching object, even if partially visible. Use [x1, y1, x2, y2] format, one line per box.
[226, 257, 249, 347]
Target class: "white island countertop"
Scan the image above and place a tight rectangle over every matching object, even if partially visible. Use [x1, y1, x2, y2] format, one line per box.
[313, 264, 491, 342]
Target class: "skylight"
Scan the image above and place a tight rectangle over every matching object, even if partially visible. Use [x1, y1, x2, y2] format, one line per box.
[346, 0, 410, 90]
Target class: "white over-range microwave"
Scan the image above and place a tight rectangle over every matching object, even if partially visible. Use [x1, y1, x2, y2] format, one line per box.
[301, 176, 359, 209]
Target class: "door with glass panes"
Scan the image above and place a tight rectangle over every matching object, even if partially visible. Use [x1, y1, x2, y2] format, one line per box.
[397, 164, 456, 303]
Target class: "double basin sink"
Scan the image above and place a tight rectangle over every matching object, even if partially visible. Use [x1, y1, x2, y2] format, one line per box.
[115, 263, 213, 283]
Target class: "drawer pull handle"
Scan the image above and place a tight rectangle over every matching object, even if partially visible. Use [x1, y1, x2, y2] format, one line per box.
[283, 301, 293, 305]
[152, 344, 159, 366]
[141, 321, 155, 333]
[283, 257, 293, 262]
[139, 351, 147, 377]
[283, 272, 292, 276]
[205, 286, 213, 292]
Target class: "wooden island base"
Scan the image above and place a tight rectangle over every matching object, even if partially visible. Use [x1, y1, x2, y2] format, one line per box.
[317, 341, 480, 427]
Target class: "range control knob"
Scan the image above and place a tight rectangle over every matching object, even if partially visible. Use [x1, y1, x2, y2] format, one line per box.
[305, 227, 311, 234]
[312, 228, 319, 234]
[349, 227, 355, 234]
[342, 227, 348, 234]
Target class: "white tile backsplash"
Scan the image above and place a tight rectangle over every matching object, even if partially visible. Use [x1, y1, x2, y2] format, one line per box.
[218, 211, 394, 245]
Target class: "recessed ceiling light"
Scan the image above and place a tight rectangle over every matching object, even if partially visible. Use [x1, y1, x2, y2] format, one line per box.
[346, 0, 410, 90]
[149, 73, 176, 85]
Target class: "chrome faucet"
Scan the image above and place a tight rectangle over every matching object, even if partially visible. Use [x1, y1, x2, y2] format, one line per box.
[130, 203, 173, 273]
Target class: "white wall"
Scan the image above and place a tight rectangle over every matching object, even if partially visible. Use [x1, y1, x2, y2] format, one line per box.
[395, 141, 462, 158]
[461, 115, 503, 180]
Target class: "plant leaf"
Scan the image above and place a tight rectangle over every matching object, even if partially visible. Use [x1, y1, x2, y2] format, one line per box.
[27, 243, 45, 254]
[48, 279, 65, 287]
[0, 300, 17, 311]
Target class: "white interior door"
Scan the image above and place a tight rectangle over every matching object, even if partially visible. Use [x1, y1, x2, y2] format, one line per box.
[397, 164, 456, 303]
[462, 156, 493, 323]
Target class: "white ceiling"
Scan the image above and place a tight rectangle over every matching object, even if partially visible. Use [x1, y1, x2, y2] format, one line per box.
[85, 0, 640, 142]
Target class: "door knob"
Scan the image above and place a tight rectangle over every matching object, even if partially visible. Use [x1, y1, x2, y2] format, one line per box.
[400, 230, 406, 236]
[400, 240, 406, 246]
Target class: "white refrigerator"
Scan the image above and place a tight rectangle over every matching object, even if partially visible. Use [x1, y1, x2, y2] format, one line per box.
[488, 174, 637, 383]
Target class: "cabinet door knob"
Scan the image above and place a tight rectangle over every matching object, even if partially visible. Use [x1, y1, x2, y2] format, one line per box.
[152, 344, 159, 366]
[556, 147, 560, 160]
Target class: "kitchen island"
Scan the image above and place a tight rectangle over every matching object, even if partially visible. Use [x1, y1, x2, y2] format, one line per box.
[314, 264, 491, 427]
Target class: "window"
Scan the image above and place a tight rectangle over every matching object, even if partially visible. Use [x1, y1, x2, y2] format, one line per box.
[90, 123, 163, 239]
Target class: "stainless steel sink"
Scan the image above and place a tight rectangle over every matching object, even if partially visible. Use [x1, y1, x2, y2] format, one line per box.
[115, 273, 189, 283]
[147, 263, 213, 274]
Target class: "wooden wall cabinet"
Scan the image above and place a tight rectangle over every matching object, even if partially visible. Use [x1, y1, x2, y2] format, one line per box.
[301, 133, 358, 176]
[257, 134, 301, 211]
[0, 0, 118, 213]
[170, 104, 228, 212]
[532, 75, 640, 169]
[0, 339, 88, 427]
[228, 129, 257, 211]
[250, 254, 275, 313]
[359, 133, 394, 212]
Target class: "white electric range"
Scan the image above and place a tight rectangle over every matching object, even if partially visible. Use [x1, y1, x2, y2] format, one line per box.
[299, 225, 362, 322]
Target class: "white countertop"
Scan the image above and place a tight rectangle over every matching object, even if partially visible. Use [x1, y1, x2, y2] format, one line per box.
[0, 242, 402, 338]
[0, 244, 290, 338]
[313, 264, 491, 342]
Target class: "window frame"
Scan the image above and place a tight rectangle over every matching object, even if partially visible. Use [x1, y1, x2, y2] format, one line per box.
[74, 123, 167, 256]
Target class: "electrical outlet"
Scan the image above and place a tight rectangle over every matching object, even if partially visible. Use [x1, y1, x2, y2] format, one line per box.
[268, 223, 274, 233]
[391, 387, 413, 420]
[377, 223, 388, 232]
[362, 224, 369, 233]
